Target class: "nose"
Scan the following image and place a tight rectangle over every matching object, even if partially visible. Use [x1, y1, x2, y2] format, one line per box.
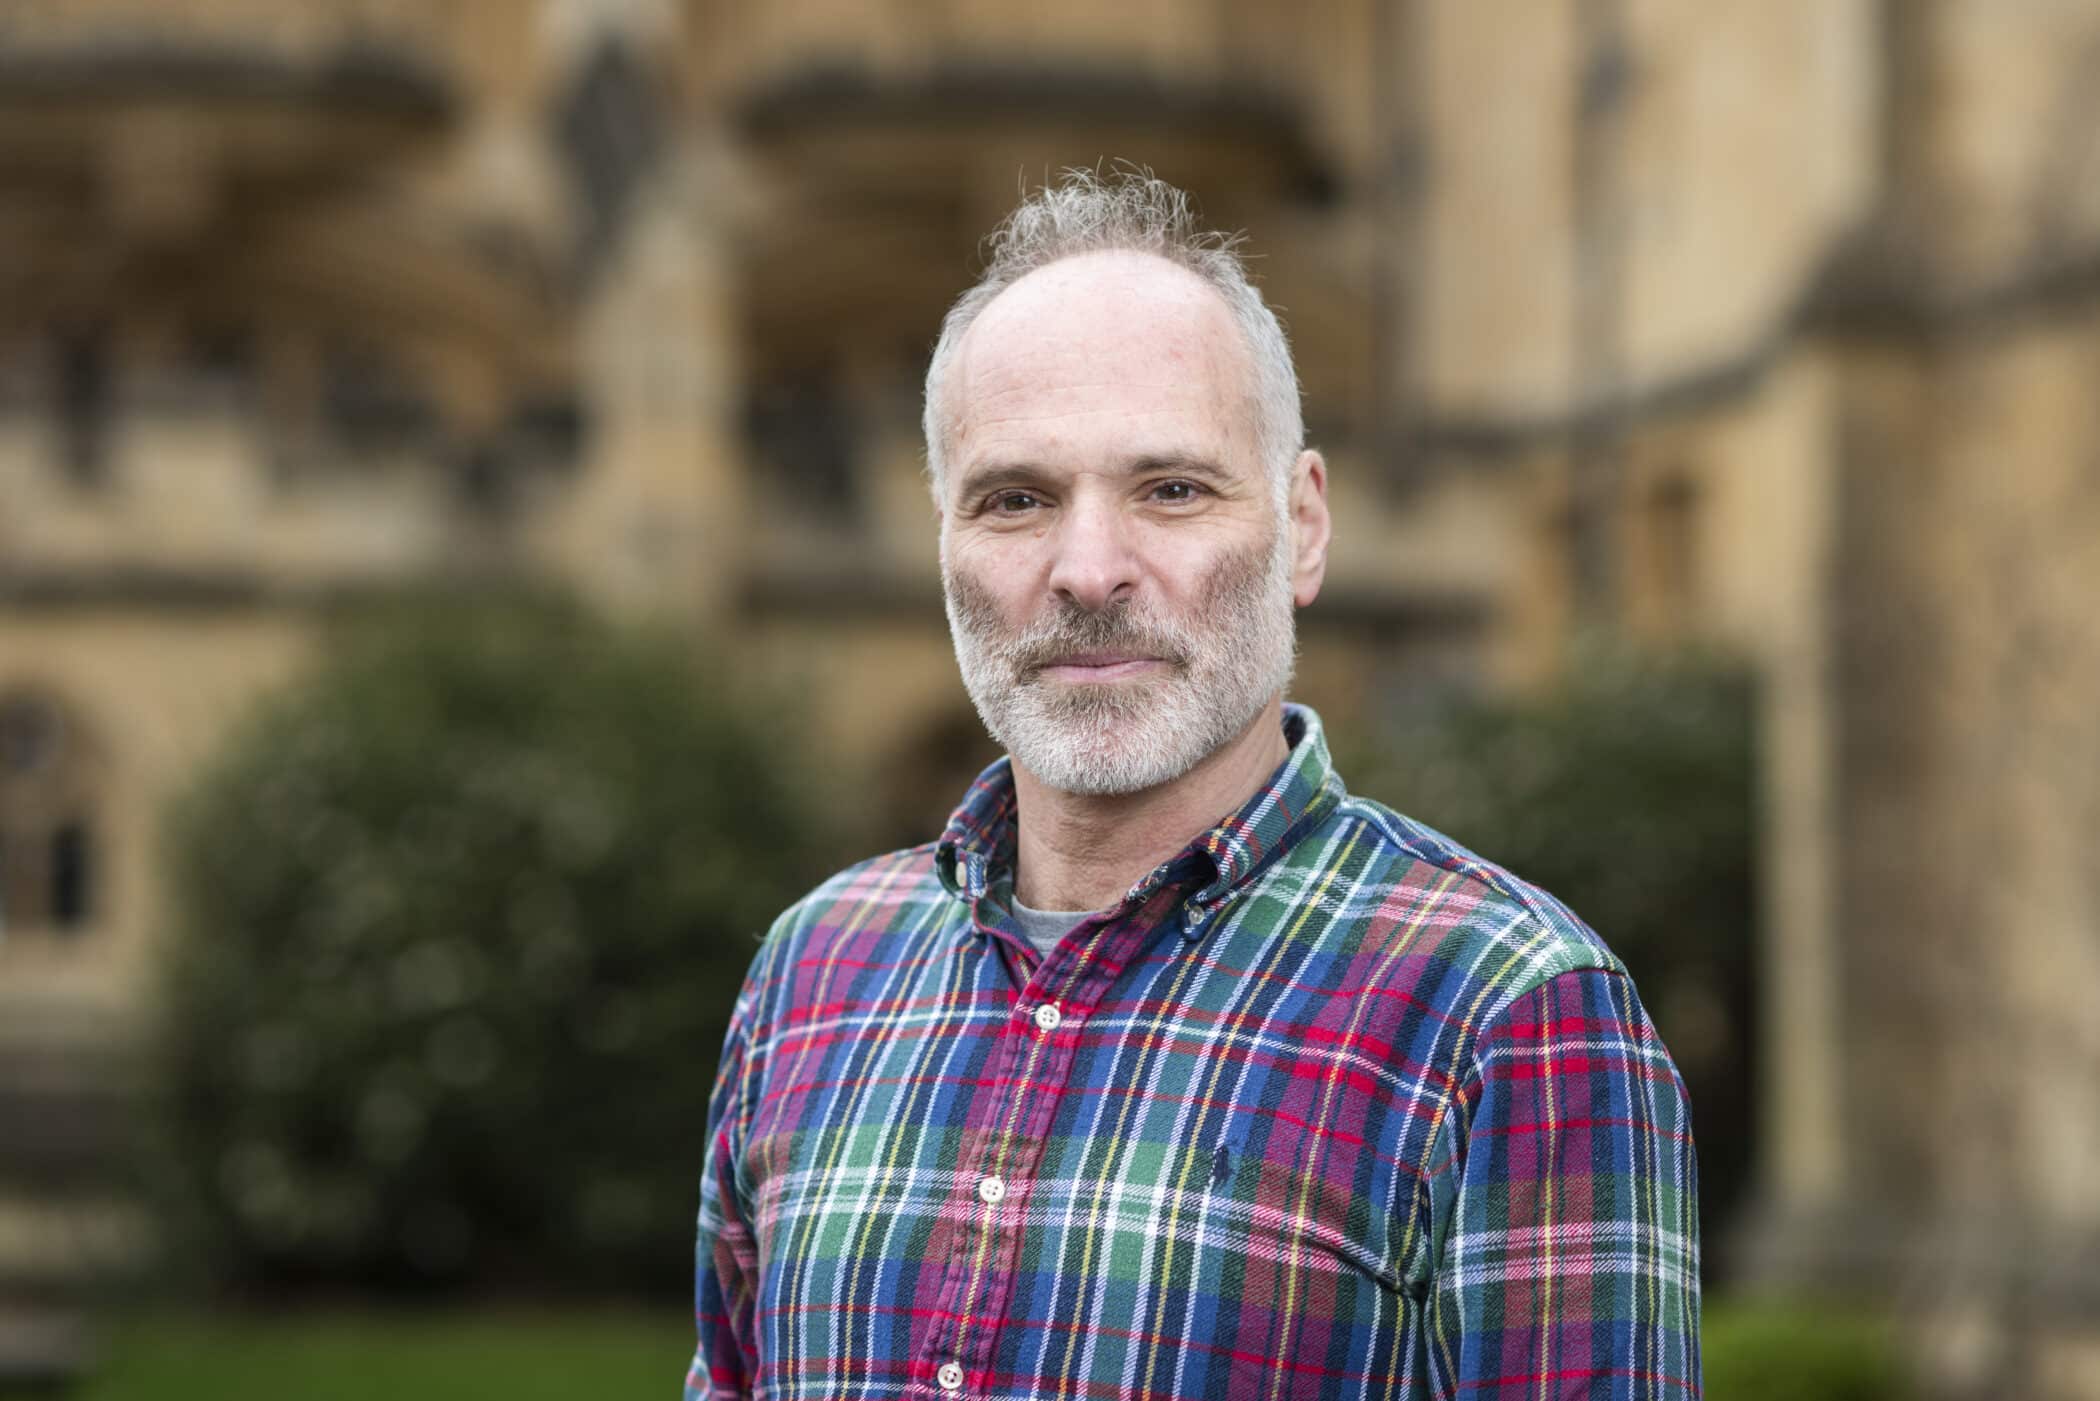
[1044, 494, 1139, 612]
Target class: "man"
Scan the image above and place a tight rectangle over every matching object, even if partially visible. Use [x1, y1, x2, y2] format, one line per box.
[689, 170, 1701, 1400]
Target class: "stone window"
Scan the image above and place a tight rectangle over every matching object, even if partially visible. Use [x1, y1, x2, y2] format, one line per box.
[321, 339, 437, 460]
[53, 328, 112, 487]
[1642, 469, 1702, 629]
[0, 690, 99, 938]
[744, 371, 861, 524]
[555, 37, 663, 274]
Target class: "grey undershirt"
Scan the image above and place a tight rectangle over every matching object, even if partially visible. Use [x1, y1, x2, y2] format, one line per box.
[1010, 895, 1107, 959]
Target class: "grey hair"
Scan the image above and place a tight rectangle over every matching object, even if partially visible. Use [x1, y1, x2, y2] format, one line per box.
[922, 168, 1303, 510]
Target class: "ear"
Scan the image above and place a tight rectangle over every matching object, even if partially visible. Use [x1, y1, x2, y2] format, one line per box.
[1288, 450, 1331, 608]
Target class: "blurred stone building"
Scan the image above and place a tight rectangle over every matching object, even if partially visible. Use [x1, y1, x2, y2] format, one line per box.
[0, 1, 2096, 1395]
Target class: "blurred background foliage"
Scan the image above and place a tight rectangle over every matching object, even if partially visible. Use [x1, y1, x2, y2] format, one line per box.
[150, 592, 833, 1300]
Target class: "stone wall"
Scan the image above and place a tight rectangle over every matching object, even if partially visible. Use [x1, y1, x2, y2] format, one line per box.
[1814, 306, 2100, 1396]
[3, 4, 2099, 1391]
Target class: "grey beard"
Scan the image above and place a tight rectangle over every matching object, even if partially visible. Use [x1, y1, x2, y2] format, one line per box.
[942, 530, 1297, 796]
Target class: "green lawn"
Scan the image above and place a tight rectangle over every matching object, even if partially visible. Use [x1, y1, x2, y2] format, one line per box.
[70, 1296, 1908, 1400]
[1704, 1299, 1913, 1401]
[78, 1309, 696, 1401]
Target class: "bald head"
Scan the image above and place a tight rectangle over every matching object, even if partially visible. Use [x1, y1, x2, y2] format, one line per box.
[921, 169, 1303, 510]
[941, 251, 1268, 504]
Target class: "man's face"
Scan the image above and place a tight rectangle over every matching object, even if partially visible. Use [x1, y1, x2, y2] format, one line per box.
[936, 251, 1314, 796]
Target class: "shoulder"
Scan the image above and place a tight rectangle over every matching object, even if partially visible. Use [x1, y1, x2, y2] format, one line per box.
[768, 842, 948, 939]
[1305, 792, 1690, 1158]
[732, 842, 954, 1007]
[751, 842, 953, 969]
[1304, 789, 1629, 1030]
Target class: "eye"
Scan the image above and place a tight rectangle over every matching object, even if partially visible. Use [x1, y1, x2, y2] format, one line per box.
[1149, 479, 1203, 504]
[986, 489, 1042, 514]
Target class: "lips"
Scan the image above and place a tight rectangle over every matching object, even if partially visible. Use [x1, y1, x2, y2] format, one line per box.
[1047, 652, 1153, 668]
[1031, 654, 1171, 683]
[1001, 606, 1191, 679]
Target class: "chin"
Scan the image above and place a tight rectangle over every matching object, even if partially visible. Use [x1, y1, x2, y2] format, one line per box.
[1024, 751, 1197, 798]
[974, 661, 1286, 798]
[1006, 715, 1216, 797]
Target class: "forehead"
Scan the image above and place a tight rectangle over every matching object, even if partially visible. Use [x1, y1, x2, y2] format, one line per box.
[948, 251, 1258, 470]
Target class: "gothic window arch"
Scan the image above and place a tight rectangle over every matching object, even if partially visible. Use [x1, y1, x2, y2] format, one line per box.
[0, 688, 101, 939]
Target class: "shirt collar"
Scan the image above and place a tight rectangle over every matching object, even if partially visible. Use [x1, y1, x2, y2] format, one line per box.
[935, 703, 1344, 939]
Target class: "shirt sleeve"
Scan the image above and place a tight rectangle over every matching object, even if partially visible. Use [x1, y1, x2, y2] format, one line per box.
[686, 985, 764, 1400]
[1426, 965, 1702, 1399]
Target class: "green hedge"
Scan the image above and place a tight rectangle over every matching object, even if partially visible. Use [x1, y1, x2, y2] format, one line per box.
[152, 593, 830, 1298]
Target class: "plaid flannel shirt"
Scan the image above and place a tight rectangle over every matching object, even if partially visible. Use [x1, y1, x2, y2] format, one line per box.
[690, 704, 1700, 1399]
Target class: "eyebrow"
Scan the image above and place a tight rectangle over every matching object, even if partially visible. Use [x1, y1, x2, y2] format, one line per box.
[1126, 452, 1234, 485]
[953, 452, 1236, 505]
[952, 462, 1049, 506]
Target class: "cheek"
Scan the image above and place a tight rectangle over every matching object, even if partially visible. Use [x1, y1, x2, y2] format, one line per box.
[943, 524, 1019, 572]
[945, 529, 1043, 600]
[1152, 527, 1269, 597]
[943, 558, 1025, 635]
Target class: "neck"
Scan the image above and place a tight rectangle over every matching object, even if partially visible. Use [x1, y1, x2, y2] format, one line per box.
[1010, 698, 1291, 911]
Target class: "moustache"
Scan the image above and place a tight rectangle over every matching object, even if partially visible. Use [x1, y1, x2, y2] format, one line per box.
[997, 604, 1195, 678]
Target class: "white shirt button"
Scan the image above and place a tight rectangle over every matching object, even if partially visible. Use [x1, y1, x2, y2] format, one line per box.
[977, 1174, 1006, 1204]
[937, 1360, 964, 1392]
[1033, 1002, 1063, 1033]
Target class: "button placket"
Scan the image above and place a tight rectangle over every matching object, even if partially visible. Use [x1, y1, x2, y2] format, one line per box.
[933, 961, 1096, 1389]
[927, 899, 1172, 1397]
[919, 992, 1042, 1390]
